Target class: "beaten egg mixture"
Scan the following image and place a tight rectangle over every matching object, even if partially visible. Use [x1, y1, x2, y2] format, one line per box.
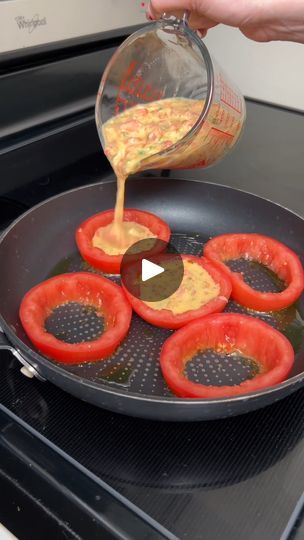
[103, 98, 202, 180]
[92, 97, 202, 255]
[92, 97, 235, 314]
[92, 221, 154, 255]
[144, 260, 220, 315]
[94, 96, 242, 256]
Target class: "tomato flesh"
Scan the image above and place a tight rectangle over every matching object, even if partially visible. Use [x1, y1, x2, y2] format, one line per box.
[160, 313, 294, 398]
[76, 208, 171, 274]
[19, 272, 132, 364]
[122, 256, 232, 329]
[203, 234, 304, 311]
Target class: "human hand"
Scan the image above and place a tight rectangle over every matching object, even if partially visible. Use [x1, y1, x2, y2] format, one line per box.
[148, 0, 304, 43]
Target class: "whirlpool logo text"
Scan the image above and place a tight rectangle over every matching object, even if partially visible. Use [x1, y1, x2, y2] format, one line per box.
[15, 14, 47, 33]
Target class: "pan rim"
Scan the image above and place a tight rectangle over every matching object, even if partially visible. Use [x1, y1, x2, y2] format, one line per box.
[0, 177, 303, 407]
[0, 176, 303, 246]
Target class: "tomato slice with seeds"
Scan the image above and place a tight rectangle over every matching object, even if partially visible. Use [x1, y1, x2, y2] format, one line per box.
[122, 256, 232, 329]
[76, 209, 171, 274]
[160, 313, 294, 398]
[19, 272, 132, 364]
[203, 234, 304, 311]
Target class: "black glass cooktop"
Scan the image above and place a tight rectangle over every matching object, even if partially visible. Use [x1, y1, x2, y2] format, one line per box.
[1, 351, 304, 539]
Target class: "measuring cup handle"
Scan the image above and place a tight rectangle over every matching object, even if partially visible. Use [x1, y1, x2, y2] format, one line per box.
[182, 11, 190, 25]
[160, 10, 190, 26]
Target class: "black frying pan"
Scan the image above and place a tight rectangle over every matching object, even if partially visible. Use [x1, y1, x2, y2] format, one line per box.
[0, 178, 303, 421]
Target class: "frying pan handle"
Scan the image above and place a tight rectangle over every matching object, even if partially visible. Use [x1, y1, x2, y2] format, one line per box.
[0, 325, 46, 382]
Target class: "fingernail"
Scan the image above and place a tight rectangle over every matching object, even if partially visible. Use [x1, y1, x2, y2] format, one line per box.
[198, 29, 208, 38]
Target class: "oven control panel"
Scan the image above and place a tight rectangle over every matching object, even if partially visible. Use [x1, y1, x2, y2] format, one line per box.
[0, 0, 147, 54]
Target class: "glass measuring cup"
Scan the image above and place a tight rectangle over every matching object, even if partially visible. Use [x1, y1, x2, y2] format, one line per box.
[95, 13, 246, 173]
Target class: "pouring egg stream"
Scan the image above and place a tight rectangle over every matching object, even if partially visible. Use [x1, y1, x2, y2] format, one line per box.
[93, 96, 243, 254]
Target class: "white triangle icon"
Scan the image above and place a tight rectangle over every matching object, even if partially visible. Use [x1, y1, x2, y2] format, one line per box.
[142, 258, 165, 282]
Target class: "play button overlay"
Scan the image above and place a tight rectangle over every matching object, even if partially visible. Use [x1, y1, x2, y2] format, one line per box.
[142, 258, 164, 282]
[121, 238, 184, 302]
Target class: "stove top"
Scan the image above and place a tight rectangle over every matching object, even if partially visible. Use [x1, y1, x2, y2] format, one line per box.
[1, 351, 304, 539]
[0, 99, 303, 540]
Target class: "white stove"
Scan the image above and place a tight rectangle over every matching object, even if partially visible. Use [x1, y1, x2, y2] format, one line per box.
[0, 0, 147, 55]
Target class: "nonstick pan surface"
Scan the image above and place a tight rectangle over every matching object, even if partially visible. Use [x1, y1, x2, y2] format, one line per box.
[0, 178, 303, 421]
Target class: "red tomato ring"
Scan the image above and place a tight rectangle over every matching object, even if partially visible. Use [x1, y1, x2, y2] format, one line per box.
[160, 313, 294, 398]
[75, 208, 171, 274]
[203, 234, 304, 311]
[122, 256, 232, 329]
[19, 272, 132, 364]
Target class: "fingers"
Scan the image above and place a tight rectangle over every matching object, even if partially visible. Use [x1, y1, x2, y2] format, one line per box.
[148, 0, 193, 18]
[198, 29, 208, 37]
[147, 0, 304, 44]
[147, 0, 217, 30]
[240, 26, 272, 43]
